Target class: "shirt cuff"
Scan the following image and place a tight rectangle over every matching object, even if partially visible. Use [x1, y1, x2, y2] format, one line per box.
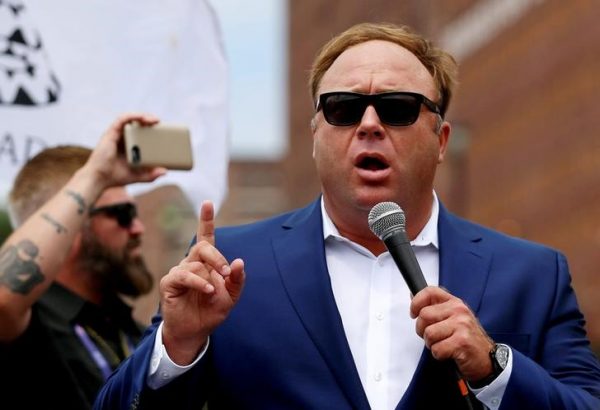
[469, 346, 513, 410]
[146, 321, 209, 390]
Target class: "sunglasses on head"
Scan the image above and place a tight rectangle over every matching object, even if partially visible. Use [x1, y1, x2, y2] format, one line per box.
[316, 91, 441, 126]
[89, 202, 137, 228]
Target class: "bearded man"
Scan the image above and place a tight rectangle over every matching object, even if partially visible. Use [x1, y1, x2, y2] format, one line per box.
[0, 114, 164, 409]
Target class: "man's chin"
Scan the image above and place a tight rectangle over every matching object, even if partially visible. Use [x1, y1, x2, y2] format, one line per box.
[127, 246, 144, 259]
[117, 259, 154, 296]
[354, 190, 397, 211]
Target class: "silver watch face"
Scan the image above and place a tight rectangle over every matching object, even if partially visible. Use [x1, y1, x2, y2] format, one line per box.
[495, 344, 510, 369]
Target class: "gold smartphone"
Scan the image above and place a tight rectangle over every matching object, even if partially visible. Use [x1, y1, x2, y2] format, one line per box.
[124, 123, 193, 170]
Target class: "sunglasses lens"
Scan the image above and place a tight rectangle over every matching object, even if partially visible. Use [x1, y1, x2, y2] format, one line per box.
[319, 92, 430, 126]
[90, 203, 137, 228]
[376, 93, 421, 126]
[116, 204, 136, 228]
[322, 94, 366, 126]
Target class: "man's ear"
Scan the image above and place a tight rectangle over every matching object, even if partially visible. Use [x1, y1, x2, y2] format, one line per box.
[437, 120, 451, 164]
[311, 117, 318, 159]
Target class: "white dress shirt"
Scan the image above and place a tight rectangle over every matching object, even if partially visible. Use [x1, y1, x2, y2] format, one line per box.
[148, 193, 512, 410]
[322, 197, 440, 409]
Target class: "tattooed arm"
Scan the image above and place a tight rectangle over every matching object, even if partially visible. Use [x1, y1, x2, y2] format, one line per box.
[0, 113, 166, 342]
[0, 171, 107, 341]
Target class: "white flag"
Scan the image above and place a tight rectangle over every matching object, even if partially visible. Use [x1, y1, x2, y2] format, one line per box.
[0, 0, 229, 210]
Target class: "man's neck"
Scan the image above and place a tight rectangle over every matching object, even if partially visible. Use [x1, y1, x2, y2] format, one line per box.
[321, 194, 435, 256]
[321, 199, 388, 256]
[56, 268, 104, 305]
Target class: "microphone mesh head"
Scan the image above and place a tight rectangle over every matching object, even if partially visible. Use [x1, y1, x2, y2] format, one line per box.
[368, 202, 406, 240]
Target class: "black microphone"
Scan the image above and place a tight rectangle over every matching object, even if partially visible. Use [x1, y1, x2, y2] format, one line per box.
[367, 201, 427, 295]
[368, 201, 474, 410]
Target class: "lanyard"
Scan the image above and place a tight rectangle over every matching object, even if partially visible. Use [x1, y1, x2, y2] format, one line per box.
[74, 324, 112, 381]
[73, 324, 135, 381]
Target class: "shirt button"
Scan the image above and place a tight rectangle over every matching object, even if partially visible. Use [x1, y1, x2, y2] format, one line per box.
[491, 398, 499, 406]
[376, 313, 384, 320]
[374, 372, 382, 382]
[160, 371, 170, 379]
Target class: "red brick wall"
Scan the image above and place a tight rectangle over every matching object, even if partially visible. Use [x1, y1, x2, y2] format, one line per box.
[448, 0, 600, 341]
[216, 0, 600, 346]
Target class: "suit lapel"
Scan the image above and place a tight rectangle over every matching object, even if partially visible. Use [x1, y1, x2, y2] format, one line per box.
[272, 199, 370, 409]
[270, 201, 491, 409]
[438, 204, 492, 314]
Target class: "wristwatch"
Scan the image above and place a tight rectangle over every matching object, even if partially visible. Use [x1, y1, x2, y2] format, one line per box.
[470, 343, 510, 388]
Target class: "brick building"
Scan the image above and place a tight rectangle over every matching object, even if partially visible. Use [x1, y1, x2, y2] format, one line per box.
[219, 0, 600, 344]
[137, 0, 600, 351]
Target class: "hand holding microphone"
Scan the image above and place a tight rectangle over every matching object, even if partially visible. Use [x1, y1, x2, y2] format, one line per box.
[368, 202, 483, 409]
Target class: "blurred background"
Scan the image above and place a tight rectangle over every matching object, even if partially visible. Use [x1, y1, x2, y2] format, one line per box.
[1, 0, 599, 354]
[218, 0, 600, 354]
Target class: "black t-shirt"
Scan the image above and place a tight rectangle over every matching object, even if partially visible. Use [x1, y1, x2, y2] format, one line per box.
[0, 284, 143, 409]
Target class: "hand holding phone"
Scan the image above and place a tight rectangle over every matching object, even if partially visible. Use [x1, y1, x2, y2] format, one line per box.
[124, 122, 193, 170]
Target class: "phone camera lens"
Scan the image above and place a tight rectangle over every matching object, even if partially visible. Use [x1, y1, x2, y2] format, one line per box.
[131, 146, 141, 164]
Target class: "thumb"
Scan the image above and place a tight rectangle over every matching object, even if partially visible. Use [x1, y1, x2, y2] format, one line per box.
[225, 258, 245, 303]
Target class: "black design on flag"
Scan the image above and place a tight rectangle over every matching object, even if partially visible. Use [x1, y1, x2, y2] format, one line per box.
[0, 0, 61, 106]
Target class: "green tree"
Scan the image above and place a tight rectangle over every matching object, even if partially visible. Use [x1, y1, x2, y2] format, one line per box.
[0, 208, 12, 245]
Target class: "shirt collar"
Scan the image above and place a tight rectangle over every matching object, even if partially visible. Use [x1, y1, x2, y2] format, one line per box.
[39, 283, 138, 329]
[321, 192, 439, 249]
[412, 192, 439, 249]
[39, 283, 87, 322]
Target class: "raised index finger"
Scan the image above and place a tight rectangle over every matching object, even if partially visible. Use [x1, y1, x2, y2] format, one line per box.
[198, 200, 216, 246]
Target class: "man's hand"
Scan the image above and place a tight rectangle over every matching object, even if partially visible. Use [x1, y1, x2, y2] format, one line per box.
[159, 201, 245, 365]
[0, 113, 166, 342]
[80, 113, 167, 190]
[410, 286, 494, 382]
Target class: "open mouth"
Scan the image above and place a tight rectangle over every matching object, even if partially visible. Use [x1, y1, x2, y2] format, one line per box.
[355, 154, 390, 171]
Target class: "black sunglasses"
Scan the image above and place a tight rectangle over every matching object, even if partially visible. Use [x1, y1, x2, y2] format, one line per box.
[89, 202, 137, 228]
[316, 91, 441, 126]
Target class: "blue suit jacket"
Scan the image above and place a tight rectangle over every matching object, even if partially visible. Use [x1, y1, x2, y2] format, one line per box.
[95, 199, 600, 409]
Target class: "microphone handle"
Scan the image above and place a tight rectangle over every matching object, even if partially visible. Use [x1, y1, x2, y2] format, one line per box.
[383, 231, 475, 410]
[383, 231, 428, 294]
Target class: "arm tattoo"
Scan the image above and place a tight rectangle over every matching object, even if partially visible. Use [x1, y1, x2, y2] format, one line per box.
[66, 189, 86, 214]
[0, 240, 44, 294]
[42, 213, 67, 234]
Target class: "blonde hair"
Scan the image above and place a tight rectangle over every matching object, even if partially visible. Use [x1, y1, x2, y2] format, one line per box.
[8, 146, 91, 227]
[309, 22, 458, 117]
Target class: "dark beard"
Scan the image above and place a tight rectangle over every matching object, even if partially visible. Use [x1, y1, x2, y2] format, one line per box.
[78, 233, 154, 297]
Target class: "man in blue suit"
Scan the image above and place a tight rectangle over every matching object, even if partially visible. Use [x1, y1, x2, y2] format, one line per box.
[95, 22, 600, 409]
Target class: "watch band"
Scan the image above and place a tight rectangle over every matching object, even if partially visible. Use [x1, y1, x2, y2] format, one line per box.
[469, 343, 510, 389]
[492, 343, 510, 372]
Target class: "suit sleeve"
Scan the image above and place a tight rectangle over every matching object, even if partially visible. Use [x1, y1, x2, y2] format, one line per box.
[500, 252, 600, 409]
[93, 314, 210, 410]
